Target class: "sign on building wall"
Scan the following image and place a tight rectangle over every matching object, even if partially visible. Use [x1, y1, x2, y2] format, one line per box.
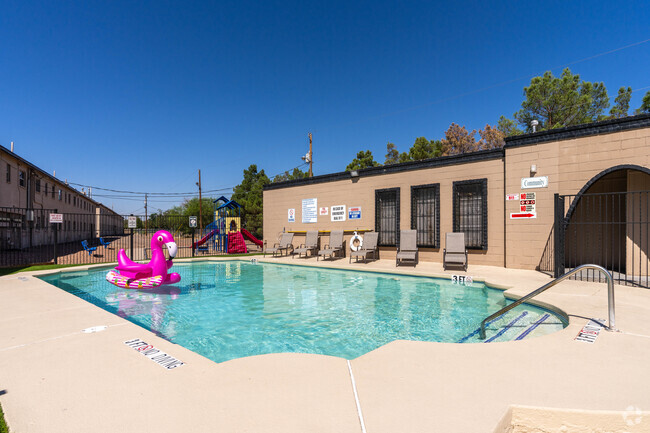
[505, 194, 519, 201]
[49, 213, 63, 224]
[348, 206, 361, 219]
[319, 207, 329, 216]
[510, 212, 536, 219]
[331, 205, 346, 222]
[519, 192, 536, 212]
[302, 198, 318, 223]
[288, 208, 295, 222]
[521, 176, 548, 189]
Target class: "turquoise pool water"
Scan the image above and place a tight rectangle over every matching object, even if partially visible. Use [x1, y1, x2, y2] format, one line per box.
[39, 261, 565, 362]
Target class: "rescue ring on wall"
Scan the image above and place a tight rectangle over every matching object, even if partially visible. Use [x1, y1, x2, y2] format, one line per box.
[349, 231, 363, 251]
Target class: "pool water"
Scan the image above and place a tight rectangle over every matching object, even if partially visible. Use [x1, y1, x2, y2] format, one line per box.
[39, 261, 566, 362]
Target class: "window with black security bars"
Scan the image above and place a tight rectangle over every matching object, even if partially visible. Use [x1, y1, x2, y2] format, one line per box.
[411, 184, 439, 247]
[375, 188, 400, 246]
[453, 179, 487, 249]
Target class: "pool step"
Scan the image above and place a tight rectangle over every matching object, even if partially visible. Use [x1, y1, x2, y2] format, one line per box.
[459, 310, 558, 343]
[484, 311, 529, 343]
[515, 313, 550, 341]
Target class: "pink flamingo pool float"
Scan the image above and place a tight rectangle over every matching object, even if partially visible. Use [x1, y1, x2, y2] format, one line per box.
[106, 230, 181, 289]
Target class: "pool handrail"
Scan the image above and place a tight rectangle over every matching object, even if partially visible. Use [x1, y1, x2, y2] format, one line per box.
[479, 264, 617, 340]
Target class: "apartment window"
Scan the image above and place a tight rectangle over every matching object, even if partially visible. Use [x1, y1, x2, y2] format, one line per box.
[375, 187, 400, 247]
[5, 164, 9, 183]
[19, 170, 25, 187]
[35, 179, 41, 193]
[411, 183, 440, 248]
[74, 196, 76, 206]
[453, 179, 488, 249]
[51, 187, 55, 198]
[45, 183, 48, 194]
[58, 189, 62, 200]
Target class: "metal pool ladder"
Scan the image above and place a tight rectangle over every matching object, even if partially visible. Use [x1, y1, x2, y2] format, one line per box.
[479, 264, 617, 340]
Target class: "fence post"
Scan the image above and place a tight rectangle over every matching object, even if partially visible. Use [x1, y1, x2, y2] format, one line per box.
[130, 228, 134, 260]
[554, 194, 566, 278]
[53, 208, 58, 265]
[192, 228, 195, 257]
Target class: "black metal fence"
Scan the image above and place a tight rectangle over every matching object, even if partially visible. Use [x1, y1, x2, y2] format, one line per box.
[553, 191, 650, 288]
[0, 208, 260, 268]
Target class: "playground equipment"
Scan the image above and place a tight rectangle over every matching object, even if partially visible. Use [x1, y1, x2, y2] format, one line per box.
[192, 196, 263, 254]
[106, 230, 181, 289]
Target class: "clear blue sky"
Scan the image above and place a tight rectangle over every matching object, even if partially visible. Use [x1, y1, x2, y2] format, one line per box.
[1, 0, 649, 215]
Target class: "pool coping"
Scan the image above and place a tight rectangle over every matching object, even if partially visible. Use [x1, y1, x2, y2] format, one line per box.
[2, 257, 650, 432]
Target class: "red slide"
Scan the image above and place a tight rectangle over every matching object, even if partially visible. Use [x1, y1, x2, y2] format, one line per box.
[240, 228, 263, 247]
[192, 229, 218, 249]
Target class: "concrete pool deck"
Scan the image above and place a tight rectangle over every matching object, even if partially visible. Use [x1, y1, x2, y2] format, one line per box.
[1, 257, 649, 432]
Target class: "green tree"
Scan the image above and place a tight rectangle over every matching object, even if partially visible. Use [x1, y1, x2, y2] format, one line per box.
[345, 150, 379, 171]
[609, 86, 632, 119]
[231, 164, 270, 239]
[636, 90, 650, 114]
[497, 115, 523, 136]
[514, 68, 609, 132]
[273, 167, 307, 183]
[385, 142, 399, 165]
[181, 197, 216, 230]
[398, 152, 411, 163]
[408, 137, 443, 161]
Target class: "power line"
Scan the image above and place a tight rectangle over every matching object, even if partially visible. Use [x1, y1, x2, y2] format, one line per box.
[322, 37, 650, 130]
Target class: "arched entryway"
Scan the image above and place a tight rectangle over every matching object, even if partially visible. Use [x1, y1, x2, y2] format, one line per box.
[557, 165, 650, 287]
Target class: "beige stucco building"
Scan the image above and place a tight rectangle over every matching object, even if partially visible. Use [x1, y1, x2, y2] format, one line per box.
[263, 114, 650, 281]
[0, 143, 122, 249]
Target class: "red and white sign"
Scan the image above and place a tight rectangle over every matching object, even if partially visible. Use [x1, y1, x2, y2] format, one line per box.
[510, 212, 537, 219]
[49, 213, 63, 224]
[505, 194, 519, 201]
[319, 207, 329, 216]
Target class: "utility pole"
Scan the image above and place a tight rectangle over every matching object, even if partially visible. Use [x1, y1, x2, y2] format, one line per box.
[144, 193, 148, 233]
[308, 132, 313, 177]
[302, 132, 313, 177]
[197, 169, 203, 235]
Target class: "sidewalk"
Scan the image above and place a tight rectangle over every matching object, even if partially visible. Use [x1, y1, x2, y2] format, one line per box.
[1, 258, 649, 432]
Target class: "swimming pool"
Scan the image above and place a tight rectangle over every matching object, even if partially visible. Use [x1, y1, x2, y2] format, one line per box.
[39, 261, 566, 362]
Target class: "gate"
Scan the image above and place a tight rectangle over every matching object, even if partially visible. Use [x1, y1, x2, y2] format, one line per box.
[554, 191, 650, 287]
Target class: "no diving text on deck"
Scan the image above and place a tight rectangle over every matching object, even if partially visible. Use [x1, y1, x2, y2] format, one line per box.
[124, 339, 185, 370]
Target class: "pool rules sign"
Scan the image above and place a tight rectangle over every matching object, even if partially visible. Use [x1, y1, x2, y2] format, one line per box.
[510, 192, 537, 219]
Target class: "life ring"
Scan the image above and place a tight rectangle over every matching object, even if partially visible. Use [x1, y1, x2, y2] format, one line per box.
[349, 231, 363, 252]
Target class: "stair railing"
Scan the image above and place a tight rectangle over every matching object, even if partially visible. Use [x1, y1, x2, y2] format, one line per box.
[479, 264, 617, 340]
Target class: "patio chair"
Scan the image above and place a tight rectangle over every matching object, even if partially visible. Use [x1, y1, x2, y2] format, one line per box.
[81, 240, 97, 256]
[317, 230, 345, 261]
[99, 237, 112, 249]
[396, 229, 418, 267]
[265, 233, 294, 257]
[443, 232, 468, 271]
[349, 232, 379, 263]
[293, 230, 319, 259]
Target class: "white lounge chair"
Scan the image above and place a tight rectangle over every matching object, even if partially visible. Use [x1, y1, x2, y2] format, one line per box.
[443, 232, 468, 271]
[396, 229, 418, 267]
[350, 232, 379, 263]
[294, 230, 319, 258]
[317, 230, 345, 261]
[265, 233, 294, 257]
